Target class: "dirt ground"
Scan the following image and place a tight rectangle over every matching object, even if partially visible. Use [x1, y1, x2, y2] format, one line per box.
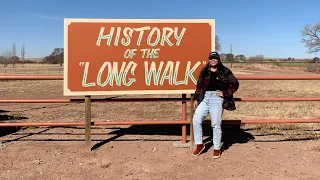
[1, 64, 320, 180]
[1, 126, 320, 180]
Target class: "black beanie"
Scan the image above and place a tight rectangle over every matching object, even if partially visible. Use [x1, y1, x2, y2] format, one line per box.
[209, 52, 220, 60]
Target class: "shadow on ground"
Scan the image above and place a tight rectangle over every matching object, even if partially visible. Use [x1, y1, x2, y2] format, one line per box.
[0, 127, 22, 138]
[201, 124, 255, 154]
[0, 109, 28, 138]
[91, 123, 255, 151]
[0, 122, 255, 153]
[0, 109, 28, 122]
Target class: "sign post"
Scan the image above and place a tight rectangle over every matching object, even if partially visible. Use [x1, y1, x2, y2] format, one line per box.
[63, 18, 215, 149]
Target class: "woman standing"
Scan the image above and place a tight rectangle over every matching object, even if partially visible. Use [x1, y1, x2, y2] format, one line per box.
[192, 52, 239, 158]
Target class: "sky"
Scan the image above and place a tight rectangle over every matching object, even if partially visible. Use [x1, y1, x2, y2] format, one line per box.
[0, 0, 319, 59]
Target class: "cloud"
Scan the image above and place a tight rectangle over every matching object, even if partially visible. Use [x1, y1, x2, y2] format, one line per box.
[25, 13, 61, 20]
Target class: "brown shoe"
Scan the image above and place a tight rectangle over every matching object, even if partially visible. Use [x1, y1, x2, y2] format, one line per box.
[213, 149, 221, 159]
[192, 144, 205, 156]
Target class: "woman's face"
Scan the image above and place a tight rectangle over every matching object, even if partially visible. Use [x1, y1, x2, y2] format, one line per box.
[209, 59, 219, 66]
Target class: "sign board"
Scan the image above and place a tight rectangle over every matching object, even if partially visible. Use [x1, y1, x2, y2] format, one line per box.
[63, 19, 215, 96]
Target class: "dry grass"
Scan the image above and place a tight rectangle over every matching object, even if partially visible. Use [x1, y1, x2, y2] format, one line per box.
[242, 123, 320, 141]
[0, 63, 63, 75]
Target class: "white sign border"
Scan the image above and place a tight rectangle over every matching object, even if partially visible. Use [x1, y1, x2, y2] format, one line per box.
[63, 18, 215, 96]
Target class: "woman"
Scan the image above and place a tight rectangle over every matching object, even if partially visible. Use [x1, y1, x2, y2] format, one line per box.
[192, 51, 239, 158]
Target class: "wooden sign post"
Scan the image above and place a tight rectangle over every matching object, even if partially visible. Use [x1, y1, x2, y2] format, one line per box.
[63, 18, 215, 150]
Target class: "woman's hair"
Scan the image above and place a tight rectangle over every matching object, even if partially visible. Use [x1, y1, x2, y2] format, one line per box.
[205, 56, 226, 70]
[200, 57, 228, 80]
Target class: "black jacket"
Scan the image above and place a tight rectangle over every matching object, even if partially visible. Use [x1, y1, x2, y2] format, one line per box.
[193, 65, 239, 110]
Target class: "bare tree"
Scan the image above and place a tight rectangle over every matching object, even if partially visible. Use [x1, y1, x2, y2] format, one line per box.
[215, 35, 222, 52]
[12, 43, 16, 56]
[256, 54, 264, 63]
[3, 49, 11, 68]
[11, 43, 17, 68]
[21, 43, 25, 60]
[21, 43, 25, 67]
[246, 54, 264, 63]
[301, 22, 320, 53]
[246, 56, 256, 63]
[0, 55, 5, 64]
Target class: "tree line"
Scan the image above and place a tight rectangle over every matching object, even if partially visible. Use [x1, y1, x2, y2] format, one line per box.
[0, 22, 319, 67]
[0, 43, 26, 68]
[42, 48, 64, 66]
[215, 22, 319, 63]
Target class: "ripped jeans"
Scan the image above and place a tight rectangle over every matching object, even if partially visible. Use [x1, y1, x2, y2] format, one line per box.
[193, 91, 224, 150]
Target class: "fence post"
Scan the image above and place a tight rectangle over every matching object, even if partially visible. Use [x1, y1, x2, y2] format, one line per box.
[85, 95, 92, 151]
[182, 94, 187, 144]
[190, 94, 195, 150]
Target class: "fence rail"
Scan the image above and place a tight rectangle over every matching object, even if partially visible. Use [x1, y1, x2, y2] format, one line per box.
[1, 97, 320, 103]
[1, 74, 320, 151]
[1, 75, 320, 80]
[1, 119, 320, 128]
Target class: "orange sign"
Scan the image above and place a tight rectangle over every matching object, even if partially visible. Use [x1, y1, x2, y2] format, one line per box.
[63, 19, 215, 96]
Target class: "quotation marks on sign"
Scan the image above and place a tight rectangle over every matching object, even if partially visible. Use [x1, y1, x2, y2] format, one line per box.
[203, 61, 207, 65]
[79, 62, 85, 67]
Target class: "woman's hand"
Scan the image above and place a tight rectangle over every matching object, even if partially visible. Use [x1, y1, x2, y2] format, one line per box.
[216, 90, 224, 97]
[193, 100, 199, 110]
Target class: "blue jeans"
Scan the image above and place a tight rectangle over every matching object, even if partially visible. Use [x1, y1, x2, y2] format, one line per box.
[193, 91, 224, 150]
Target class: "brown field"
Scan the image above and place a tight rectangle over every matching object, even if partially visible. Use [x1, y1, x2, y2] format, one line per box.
[0, 63, 63, 75]
[1, 63, 320, 180]
[0, 61, 316, 75]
